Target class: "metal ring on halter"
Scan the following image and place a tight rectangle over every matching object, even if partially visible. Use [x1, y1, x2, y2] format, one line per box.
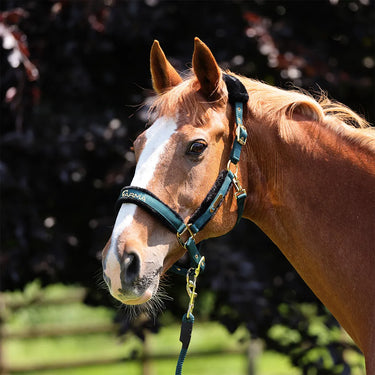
[176, 223, 196, 249]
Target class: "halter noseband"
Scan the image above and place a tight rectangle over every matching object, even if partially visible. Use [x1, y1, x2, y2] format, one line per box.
[116, 74, 249, 275]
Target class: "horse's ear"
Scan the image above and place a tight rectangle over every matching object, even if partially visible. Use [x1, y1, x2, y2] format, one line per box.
[192, 37, 222, 99]
[150, 40, 182, 94]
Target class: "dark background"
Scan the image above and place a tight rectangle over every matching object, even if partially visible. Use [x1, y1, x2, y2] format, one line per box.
[1, 1, 374, 373]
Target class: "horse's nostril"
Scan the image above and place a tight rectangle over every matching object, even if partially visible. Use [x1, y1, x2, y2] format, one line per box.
[123, 252, 140, 285]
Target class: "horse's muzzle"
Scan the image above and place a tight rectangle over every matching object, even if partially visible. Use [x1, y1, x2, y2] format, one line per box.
[102, 247, 158, 305]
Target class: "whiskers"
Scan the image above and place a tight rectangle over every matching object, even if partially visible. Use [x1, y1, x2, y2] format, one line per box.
[119, 280, 173, 322]
[94, 268, 109, 291]
[96, 268, 173, 323]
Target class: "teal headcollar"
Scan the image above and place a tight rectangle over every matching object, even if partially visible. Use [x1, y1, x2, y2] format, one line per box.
[116, 74, 249, 275]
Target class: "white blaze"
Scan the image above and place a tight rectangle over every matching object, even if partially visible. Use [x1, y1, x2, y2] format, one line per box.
[131, 117, 178, 187]
[104, 117, 178, 292]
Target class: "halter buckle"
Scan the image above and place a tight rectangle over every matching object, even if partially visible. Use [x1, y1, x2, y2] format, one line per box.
[177, 224, 196, 249]
[236, 123, 247, 146]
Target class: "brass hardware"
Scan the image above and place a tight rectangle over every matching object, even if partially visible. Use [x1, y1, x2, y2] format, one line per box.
[176, 224, 196, 248]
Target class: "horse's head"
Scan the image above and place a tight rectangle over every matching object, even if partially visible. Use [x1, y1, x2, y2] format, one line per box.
[102, 38, 248, 308]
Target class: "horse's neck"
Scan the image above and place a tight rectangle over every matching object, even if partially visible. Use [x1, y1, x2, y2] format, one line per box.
[244, 117, 375, 354]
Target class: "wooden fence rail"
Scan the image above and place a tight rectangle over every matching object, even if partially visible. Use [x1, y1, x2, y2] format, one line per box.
[1, 322, 119, 340]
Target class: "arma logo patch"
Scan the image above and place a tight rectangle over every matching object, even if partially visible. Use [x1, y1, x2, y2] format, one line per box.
[121, 190, 146, 202]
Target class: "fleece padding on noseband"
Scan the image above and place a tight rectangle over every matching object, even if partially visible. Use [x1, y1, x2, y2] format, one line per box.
[188, 170, 232, 227]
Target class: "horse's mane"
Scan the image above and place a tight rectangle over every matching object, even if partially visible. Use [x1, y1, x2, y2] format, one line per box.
[236, 74, 374, 149]
[149, 71, 375, 151]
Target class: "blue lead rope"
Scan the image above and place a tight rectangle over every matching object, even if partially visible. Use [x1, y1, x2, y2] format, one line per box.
[175, 257, 204, 375]
[175, 313, 194, 375]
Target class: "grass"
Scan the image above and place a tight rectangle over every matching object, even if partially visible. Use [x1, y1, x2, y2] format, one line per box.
[0, 281, 365, 375]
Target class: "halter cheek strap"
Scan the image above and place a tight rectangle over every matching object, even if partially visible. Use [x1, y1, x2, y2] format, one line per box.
[116, 74, 249, 276]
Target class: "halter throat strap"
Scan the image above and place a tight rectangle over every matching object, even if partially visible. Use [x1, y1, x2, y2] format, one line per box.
[116, 74, 249, 275]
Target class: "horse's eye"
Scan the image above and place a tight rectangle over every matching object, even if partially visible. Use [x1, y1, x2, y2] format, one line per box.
[187, 140, 207, 156]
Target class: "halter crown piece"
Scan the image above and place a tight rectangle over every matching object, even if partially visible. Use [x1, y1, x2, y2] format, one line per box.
[116, 74, 249, 374]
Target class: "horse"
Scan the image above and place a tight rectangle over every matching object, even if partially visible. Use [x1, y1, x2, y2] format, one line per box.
[102, 38, 375, 372]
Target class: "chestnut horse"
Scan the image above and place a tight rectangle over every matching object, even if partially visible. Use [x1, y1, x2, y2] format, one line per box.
[102, 38, 375, 372]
